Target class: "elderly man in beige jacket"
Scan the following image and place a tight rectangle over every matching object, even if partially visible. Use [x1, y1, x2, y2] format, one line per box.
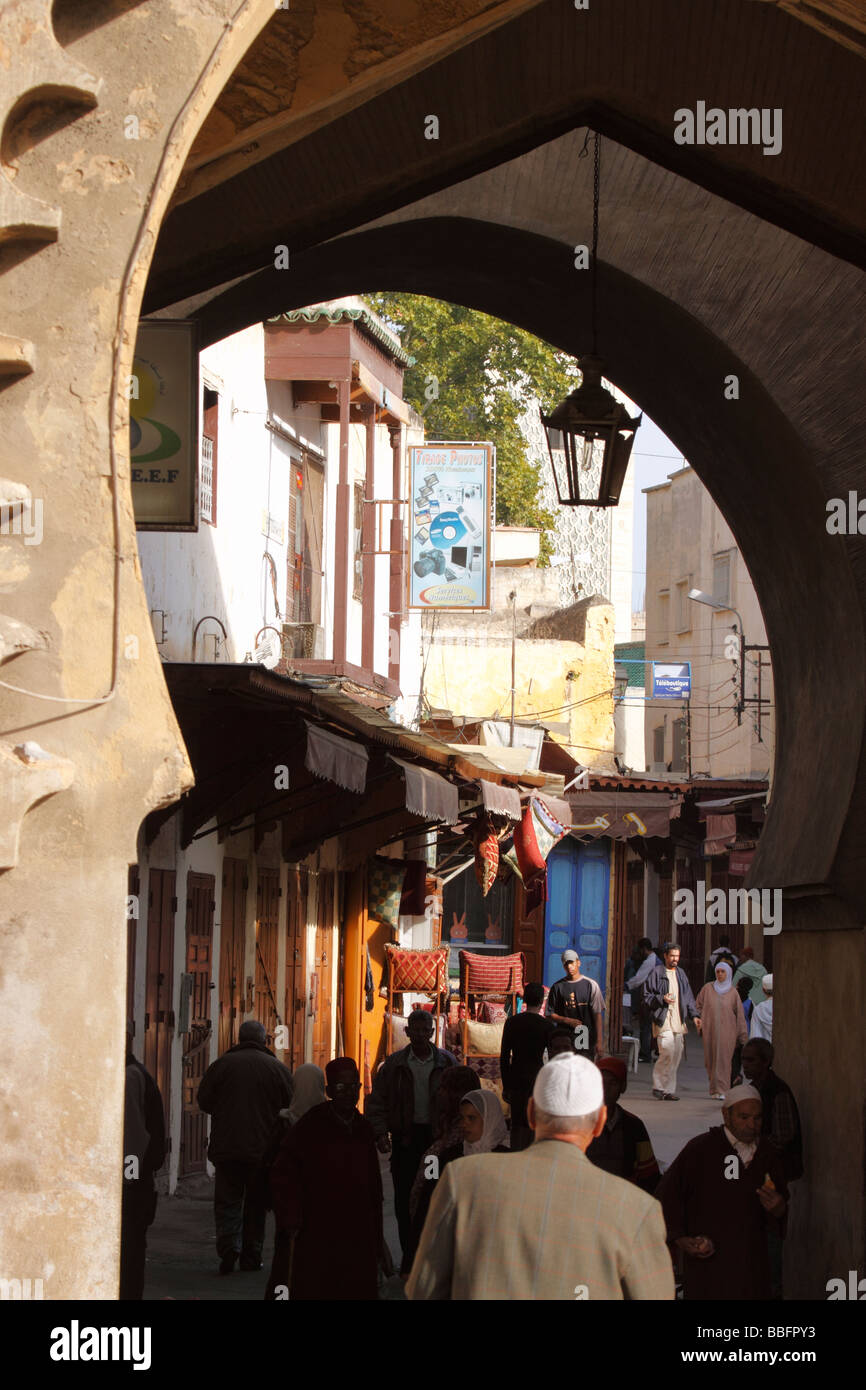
[406, 1053, 675, 1301]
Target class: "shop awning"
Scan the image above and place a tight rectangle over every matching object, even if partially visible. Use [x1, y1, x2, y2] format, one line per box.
[479, 779, 522, 821]
[389, 756, 459, 824]
[305, 720, 368, 793]
[566, 790, 678, 840]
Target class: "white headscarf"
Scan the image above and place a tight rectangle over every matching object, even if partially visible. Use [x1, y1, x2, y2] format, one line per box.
[713, 961, 734, 996]
[462, 1089, 510, 1156]
[288, 1063, 326, 1124]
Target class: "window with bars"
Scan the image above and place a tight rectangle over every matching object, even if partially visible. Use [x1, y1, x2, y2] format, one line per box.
[675, 577, 692, 633]
[713, 550, 734, 608]
[653, 724, 666, 764]
[672, 717, 687, 772]
[200, 387, 218, 525]
[353, 482, 364, 601]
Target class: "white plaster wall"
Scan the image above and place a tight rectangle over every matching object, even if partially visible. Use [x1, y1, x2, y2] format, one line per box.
[614, 688, 647, 770]
[137, 323, 327, 665]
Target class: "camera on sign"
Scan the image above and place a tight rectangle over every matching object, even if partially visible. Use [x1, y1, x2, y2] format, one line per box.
[414, 549, 446, 579]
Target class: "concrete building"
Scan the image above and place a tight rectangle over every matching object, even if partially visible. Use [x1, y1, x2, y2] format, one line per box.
[644, 466, 774, 781]
[420, 533, 617, 773]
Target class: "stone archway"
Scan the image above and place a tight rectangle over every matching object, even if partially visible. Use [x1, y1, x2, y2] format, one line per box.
[0, 0, 276, 1301]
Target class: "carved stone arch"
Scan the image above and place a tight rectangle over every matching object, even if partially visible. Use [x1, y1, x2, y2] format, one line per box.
[0, 0, 277, 1299]
[193, 214, 866, 901]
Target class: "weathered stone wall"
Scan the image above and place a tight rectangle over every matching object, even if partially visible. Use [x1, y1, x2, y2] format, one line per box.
[0, 0, 274, 1301]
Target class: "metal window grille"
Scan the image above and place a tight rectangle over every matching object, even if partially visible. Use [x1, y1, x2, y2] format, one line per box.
[653, 725, 665, 764]
[713, 552, 732, 607]
[200, 435, 214, 524]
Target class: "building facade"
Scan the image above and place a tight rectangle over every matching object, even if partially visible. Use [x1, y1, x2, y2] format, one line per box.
[644, 466, 775, 781]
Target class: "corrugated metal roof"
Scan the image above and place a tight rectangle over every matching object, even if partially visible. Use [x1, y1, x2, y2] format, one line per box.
[268, 306, 414, 367]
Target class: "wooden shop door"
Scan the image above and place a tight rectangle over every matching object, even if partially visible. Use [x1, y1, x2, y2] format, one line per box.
[181, 872, 214, 1176]
[285, 866, 308, 1069]
[219, 858, 247, 1055]
[144, 868, 175, 1150]
[312, 872, 335, 1069]
[255, 868, 281, 1047]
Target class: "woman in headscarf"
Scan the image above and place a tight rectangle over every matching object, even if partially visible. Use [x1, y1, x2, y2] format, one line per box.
[264, 1063, 326, 1300]
[458, 1089, 511, 1156]
[406, 1065, 479, 1271]
[694, 962, 749, 1100]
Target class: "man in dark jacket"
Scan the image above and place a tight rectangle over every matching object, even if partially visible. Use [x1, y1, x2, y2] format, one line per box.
[500, 982, 554, 1150]
[365, 1009, 456, 1273]
[197, 1019, 293, 1274]
[643, 942, 698, 1101]
[121, 1023, 166, 1299]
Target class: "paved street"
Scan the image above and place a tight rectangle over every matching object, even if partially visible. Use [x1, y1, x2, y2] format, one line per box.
[143, 1043, 717, 1301]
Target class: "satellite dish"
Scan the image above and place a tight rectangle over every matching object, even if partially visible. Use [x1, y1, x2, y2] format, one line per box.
[253, 630, 281, 669]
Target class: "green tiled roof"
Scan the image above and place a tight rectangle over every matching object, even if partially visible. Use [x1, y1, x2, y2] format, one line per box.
[615, 640, 646, 689]
[268, 305, 414, 367]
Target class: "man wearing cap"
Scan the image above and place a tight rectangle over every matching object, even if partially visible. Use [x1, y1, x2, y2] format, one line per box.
[657, 1086, 788, 1300]
[643, 942, 699, 1101]
[750, 975, 773, 1042]
[270, 1057, 384, 1300]
[586, 1057, 660, 1194]
[545, 950, 605, 1059]
[406, 1053, 675, 1300]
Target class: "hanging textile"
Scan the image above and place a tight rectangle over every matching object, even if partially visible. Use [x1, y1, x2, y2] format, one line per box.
[367, 857, 407, 929]
[471, 813, 500, 897]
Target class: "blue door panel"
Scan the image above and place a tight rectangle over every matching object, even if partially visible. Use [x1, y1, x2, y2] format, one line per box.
[543, 840, 610, 998]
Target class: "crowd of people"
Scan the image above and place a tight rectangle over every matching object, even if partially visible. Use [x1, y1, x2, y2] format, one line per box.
[119, 939, 797, 1302]
[625, 934, 774, 1099]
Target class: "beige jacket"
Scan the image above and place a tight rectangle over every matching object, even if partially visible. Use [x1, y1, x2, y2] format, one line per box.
[406, 1138, 675, 1301]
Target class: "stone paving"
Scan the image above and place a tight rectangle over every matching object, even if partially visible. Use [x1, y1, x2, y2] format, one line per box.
[143, 1041, 719, 1301]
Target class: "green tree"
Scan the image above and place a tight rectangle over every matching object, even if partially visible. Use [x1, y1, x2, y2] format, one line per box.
[366, 294, 579, 563]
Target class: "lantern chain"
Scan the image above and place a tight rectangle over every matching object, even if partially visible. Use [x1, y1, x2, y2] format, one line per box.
[591, 132, 600, 357]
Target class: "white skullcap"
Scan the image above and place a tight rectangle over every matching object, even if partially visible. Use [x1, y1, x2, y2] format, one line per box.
[761, 974, 773, 990]
[723, 1084, 762, 1109]
[533, 1053, 603, 1117]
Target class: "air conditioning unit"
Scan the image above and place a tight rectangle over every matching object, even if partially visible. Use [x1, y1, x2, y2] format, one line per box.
[282, 622, 325, 659]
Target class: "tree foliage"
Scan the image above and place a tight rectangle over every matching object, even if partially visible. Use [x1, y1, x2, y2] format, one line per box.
[366, 294, 579, 563]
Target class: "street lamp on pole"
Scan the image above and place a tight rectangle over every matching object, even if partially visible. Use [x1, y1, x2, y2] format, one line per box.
[688, 587, 745, 725]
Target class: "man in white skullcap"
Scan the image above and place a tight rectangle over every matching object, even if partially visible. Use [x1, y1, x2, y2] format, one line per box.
[749, 974, 773, 1042]
[657, 1086, 788, 1301]
[406, 1054, 674, 1300]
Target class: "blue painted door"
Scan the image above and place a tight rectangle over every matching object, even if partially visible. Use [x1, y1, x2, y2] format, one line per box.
[544, 839, 610, 993]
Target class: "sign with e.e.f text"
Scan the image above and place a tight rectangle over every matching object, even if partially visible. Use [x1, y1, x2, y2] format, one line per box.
[131, 320, 198, 530]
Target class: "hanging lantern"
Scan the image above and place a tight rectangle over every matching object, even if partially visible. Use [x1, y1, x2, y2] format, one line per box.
[541, 133, 642, 507]
[541, 356, 641, 506]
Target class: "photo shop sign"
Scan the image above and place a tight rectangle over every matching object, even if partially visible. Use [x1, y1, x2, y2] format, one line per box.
[408, 442, 493, 610]
[130, 319, 198, 530]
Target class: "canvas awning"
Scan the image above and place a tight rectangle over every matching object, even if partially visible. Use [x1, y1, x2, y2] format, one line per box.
[566, 790, 678, 840]
[389, 756, 459, 824]
[305, 720, 368, 793]
[479, 779, 522, 821]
